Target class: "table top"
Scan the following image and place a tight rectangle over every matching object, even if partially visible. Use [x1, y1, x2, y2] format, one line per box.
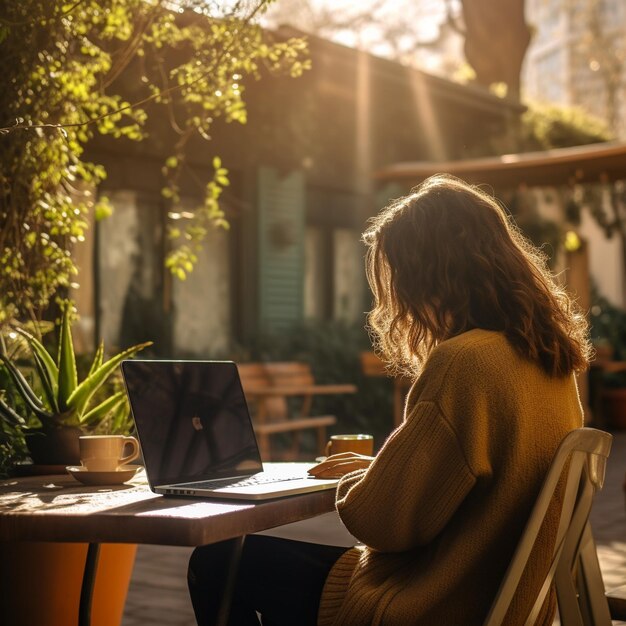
[0, 467, 336, 546]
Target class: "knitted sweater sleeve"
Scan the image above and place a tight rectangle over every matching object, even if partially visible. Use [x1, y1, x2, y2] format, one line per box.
[335, 400, 476, 552]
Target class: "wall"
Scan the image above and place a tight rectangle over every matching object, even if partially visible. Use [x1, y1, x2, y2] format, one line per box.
[304, 227, 327, 320]
[97, 191, 140, 350]
[70, 185, 97, 354]
[172, 226, 232, 356]
[580, 206, 625, 307]
[86, 28, 523, 351]
[333, 229, 365, 323]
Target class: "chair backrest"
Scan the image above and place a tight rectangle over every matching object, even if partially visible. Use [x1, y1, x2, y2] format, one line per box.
[483, 427, 612, 626]
[264, 362, 315, 387]
[237, 363, 288, 421]
[263, 362, 317, 417]
[360, 351, 387, 377]
[237, 363, 271, 390]
[557, 520, 612, 626]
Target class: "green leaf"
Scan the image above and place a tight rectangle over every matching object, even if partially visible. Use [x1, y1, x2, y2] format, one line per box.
[31, 350, 59, 413]
[88, 341, 104, 377]
[95, 197, 113, 221]
[15, 327, 59, 409]
[110, 398, 131, 434]
[0, 356, 51, 420]
[66, 342, 152, 418]
[57, 302, 78, 410]
[80, 391, 126, 426]
[0, 396, 27, 427]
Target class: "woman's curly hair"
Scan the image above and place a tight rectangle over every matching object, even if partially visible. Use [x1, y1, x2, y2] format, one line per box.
[363, 174, 591, 378]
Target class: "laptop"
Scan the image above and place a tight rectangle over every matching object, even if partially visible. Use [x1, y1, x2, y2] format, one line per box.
[121, 359, 339, 500]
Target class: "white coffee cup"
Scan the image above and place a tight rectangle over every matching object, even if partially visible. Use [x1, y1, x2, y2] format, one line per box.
[79, 435, 140, 472]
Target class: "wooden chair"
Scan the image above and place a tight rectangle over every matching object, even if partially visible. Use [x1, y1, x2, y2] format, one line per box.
[263, 362, 337, 459]
[483, 427, 613, 626]
[238, 362, 355, 460]
[563, 522, 617, 625]
[360, 351, 412, 427]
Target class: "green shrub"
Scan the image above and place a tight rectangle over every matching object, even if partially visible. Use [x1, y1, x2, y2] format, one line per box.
[590, 289, 626, 361]
[520, 101, 613, 151]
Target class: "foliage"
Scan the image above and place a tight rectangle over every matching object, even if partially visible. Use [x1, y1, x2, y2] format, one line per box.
[520, 101, 612, 151]
[0, 0, 309, 323]
[0, 366, 29, 475]
[0, 301, 150, 431]
[590, 289, 626, 361]
[235, 320, 400, 448]
[589, 288, 626, 390]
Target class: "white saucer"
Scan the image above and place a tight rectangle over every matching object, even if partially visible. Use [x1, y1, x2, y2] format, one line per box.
[66, 464, 142, 486]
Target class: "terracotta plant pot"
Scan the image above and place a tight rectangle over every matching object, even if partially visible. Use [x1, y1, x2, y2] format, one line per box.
[24, 425, 82, 466]
[0, 542, 137, 626]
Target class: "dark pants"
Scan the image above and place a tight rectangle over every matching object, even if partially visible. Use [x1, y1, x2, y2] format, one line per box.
[187, 535, 348, 626]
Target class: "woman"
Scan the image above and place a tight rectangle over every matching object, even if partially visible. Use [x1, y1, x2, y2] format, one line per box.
[188, 174, 590, 625]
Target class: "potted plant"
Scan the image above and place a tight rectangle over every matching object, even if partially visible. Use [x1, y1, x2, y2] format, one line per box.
[0, 302, 151, 626]
[0, 301, 151, 467]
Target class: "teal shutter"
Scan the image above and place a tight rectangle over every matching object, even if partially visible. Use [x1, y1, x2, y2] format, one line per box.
[258, 167, 305, 333]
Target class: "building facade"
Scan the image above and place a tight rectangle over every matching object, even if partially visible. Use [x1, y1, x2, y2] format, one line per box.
[78, 29, 523, 359]
[523, 0, 626, 136]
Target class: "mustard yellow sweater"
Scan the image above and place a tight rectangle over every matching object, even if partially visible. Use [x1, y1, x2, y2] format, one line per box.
[318, 329, 583, 626]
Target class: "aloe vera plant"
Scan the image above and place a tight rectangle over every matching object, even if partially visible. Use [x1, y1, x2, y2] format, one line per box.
[0, 302, 151, 431]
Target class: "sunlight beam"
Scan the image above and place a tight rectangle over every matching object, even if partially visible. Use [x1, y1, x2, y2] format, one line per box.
[407, 67, 447, 162]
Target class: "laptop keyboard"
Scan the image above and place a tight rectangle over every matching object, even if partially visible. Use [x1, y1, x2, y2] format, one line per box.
[190, 473, 305, 490]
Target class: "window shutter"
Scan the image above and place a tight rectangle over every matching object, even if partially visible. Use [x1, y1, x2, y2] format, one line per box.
[258, 167, 305, 333]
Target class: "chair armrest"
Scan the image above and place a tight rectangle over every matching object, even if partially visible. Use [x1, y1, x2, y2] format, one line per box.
[253, 415, 337, 434]
[245, 384, 356, 396]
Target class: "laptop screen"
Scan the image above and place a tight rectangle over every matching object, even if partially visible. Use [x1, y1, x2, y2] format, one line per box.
[121, 360, 263, 487]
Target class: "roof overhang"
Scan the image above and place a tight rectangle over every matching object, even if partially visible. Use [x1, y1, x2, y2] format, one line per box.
[374, 141, 626, 188]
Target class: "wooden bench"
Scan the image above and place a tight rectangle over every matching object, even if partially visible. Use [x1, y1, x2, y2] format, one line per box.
[238, 362, 356, 460]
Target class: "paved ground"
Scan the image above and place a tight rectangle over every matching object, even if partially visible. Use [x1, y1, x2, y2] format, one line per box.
[122, 431, 626, 626]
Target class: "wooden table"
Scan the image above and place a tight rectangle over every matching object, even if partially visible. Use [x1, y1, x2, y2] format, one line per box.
[0, 467, 336, 625]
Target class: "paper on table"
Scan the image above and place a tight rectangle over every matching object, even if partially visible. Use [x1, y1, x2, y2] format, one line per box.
[253, 510, 358, 547]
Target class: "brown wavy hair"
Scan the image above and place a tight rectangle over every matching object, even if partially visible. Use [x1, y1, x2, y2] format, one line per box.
[363, 174, 591, 378]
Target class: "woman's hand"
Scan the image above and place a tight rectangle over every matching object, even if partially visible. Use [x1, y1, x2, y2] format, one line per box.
[308, 452, 374, 479]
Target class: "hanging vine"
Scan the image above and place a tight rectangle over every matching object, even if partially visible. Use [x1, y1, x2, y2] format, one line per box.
[0, 0, 310, 323]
